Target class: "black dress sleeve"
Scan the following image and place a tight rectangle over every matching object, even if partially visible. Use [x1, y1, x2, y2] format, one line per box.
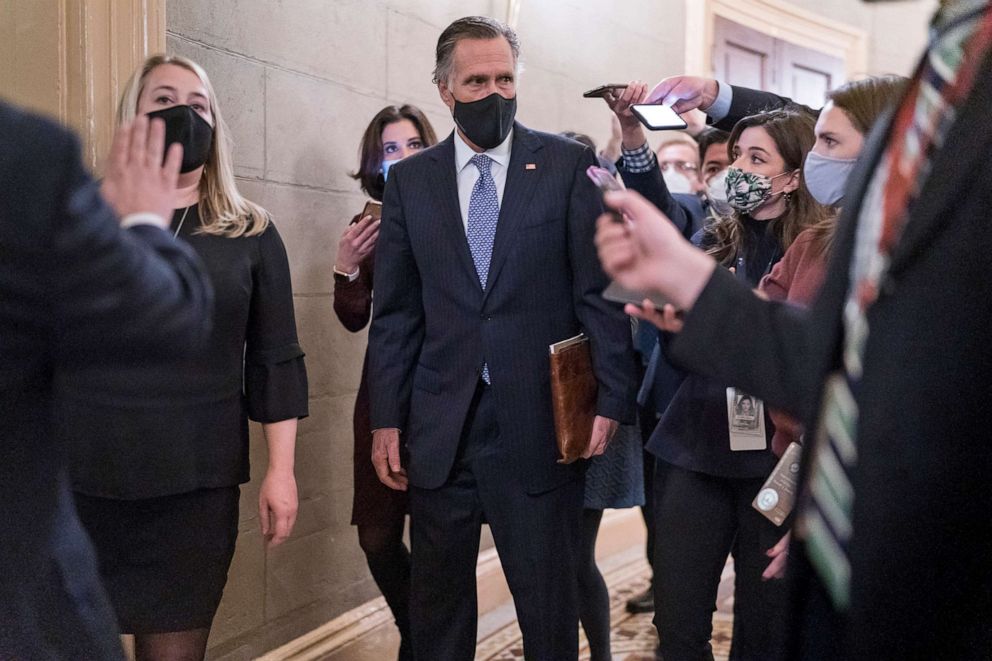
[244, 220, 309, 422]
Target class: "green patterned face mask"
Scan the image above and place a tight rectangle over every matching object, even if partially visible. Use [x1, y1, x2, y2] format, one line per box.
[725, 167, 793, 213]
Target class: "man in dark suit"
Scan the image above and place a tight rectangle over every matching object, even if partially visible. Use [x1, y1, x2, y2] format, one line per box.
[368, 15, 637, 660]
[597, 1, 992, 658]
[0, 104, 212, 659]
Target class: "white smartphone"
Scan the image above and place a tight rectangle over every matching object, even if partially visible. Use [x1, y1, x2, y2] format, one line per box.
[631, 104, 688, 131]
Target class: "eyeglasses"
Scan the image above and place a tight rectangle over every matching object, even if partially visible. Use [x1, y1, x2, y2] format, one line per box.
[660, 160, 699, 175]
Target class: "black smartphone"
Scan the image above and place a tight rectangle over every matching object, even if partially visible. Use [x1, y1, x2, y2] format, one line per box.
[586, 166, 623, 223]
[582, 83, 628, 99]
[602, 281, 670, 309]
[630, 103, 688, 130]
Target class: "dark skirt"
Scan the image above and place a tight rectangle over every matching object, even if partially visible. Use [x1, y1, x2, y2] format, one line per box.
[351, 365, 408, 527]
[73, 486, 240, 633]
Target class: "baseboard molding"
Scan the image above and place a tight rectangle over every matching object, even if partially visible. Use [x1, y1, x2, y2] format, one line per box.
[258, 508, 647, 661]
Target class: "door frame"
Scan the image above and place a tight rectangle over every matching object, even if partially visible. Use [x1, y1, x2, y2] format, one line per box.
[685, 0, 868, 79]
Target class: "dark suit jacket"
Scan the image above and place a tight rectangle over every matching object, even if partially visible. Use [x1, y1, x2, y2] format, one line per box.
[712, 84, 816, 133]
[369, 123, 637, 493]
[669, 54, 992, 659]
[0, 103, 212, 658]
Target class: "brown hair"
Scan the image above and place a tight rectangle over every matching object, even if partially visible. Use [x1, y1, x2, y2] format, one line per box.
[350, 105, 438, 202]
[433, 16, 520, 86]
[118, 54, 270, 238]
[806, 74, 909, 256]
[696, 127, 731, 166]
[704, 108, 827, 267]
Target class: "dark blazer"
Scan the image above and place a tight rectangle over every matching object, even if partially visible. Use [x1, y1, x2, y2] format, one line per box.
[0, 103, 212, 658]
[712, 85, 815, 133]
[669, 52, 992, 659]
[369, 123, 637, 493]
[616, 158, 707, 239]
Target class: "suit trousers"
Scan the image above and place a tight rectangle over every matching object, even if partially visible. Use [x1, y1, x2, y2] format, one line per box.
[409, 383, 584, 661]
[653, 462, 786, 661]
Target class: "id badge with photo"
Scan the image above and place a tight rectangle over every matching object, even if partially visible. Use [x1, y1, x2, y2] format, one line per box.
[726, 387, 767, 451]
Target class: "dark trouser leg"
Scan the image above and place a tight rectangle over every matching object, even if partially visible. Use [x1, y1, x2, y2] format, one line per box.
[478, 451, 583, 659]
[727, 479, 788, 661]
[639, 406, 658, 574]
[358, 518, 412, 660]
[578, 508, 612, 661]
[653, 464, 737, 661]
[408, 385, 492, 661]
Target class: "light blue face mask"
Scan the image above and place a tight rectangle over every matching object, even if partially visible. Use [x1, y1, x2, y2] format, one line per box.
[381, 157, 402, 181]
[803, 150, 857, 206]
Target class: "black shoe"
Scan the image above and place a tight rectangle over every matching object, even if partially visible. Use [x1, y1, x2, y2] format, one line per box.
[625, 587, 655, 613]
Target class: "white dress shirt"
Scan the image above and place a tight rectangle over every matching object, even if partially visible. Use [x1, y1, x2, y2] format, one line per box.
[454, 129, 513, 232]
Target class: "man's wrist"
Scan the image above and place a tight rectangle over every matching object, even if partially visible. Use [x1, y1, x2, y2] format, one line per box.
[121, 212, 167, 229]
[333, 264, 361, 282]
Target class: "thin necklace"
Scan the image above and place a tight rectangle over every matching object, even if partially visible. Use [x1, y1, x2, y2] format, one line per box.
[173, 205, 191, 238]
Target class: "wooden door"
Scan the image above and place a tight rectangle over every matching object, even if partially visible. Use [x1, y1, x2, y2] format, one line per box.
[712, 16, 846, 107]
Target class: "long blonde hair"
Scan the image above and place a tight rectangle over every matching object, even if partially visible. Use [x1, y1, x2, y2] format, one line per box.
[117, 54, 269, 237]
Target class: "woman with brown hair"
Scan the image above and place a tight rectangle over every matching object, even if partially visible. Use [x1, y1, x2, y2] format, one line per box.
[67, 54, 308, 660]
[333, 104, 437, 661]
[639, 107, 827, 660]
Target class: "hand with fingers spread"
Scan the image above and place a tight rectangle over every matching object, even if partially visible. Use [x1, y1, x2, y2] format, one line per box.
[601, 80, 650, 150]
[100, 115, 184, 227]
[372, 428, 408, 491]
[336, 214, 381, 275]
[646, 76, 721, 116]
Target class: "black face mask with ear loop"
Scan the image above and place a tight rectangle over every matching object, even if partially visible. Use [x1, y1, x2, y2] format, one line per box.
[146, 104, 214, 173]
[452, 92, 517, 150]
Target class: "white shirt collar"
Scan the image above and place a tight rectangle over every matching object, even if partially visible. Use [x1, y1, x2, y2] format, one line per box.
[454, 128, 514, 173]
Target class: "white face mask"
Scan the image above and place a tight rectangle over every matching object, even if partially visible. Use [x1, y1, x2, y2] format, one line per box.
[705, 169, 733, 215]
[662, 168, 695, 195]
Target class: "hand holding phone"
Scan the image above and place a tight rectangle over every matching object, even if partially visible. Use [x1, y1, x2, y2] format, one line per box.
[586, 166, 624, 224]
[583, 83, 628, 99]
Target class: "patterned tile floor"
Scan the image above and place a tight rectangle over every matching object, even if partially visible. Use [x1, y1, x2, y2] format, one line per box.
[476, 558, 736, 661]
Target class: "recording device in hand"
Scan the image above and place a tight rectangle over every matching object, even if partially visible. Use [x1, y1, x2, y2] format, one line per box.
[352, 200, 382, 225]
[582, 83, 628, 99]
[587, 166, 671, 309]
[631, 103, 688, 131]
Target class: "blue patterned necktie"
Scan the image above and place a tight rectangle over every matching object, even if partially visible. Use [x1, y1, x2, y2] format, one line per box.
[466, 153, 499, 383]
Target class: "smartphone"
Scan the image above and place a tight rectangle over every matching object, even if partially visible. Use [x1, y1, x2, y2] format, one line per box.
[586, 165, 623, 224]
[582, 83, 628, 99]
[631, 103, 688, 131]
[602, 281, 670, 310]
[352, 200, 382, 225]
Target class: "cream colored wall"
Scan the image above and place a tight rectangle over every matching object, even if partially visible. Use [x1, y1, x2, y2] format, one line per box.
[161, 1, 940, 658]
[782, 0, 937, 75]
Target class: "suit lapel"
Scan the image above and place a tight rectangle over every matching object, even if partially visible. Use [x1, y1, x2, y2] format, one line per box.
[887, 49, 992, 277]
[428, 134, 481, 291]
[482, 123, 544, 304]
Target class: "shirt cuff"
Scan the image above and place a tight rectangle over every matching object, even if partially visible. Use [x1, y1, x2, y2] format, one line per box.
[706, 81, 733, 123]
[121, 212, 167, 229]
[333, 265, 361, 282]
[621, 142, 658, 174]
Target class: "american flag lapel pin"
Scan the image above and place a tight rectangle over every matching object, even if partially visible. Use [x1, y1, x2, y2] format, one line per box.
[525, 163, 537, 170]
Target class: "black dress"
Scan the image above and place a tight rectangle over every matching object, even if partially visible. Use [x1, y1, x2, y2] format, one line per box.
[65, 205, 308, 632]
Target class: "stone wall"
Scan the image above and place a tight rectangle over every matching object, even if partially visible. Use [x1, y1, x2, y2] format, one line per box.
[163, 1, 936, 657]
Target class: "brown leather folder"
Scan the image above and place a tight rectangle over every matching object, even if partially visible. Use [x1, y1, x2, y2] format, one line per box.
[549, 333, 598, 464]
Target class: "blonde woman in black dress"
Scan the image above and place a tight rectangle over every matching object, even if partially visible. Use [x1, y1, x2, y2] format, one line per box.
[67, 54, 308, 660]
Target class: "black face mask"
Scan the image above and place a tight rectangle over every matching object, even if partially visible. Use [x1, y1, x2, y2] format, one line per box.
[146, 104, 214, 173]
[452, 92, 516, 150]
